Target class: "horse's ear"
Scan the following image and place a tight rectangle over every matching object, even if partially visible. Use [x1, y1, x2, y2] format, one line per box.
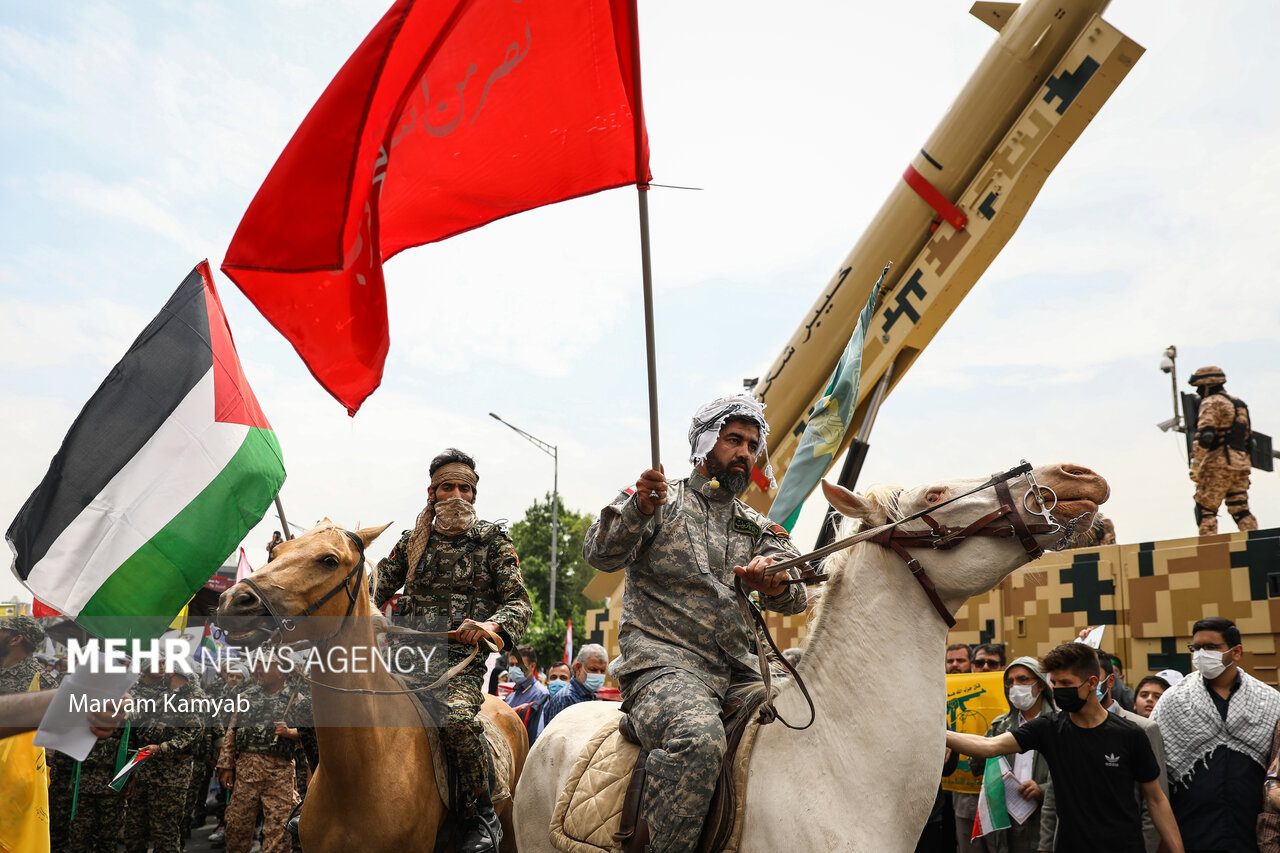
[357, 522, 394, 549]
[821, 480, 887, 526]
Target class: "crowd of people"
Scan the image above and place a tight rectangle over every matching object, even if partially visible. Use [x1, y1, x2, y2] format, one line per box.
[4, 386, 1279, 853]
[0, 612, 316, 853]
[923, 616, 1280, 853]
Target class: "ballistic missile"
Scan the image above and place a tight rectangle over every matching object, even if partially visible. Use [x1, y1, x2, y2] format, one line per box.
[742, 0, 1143, 515]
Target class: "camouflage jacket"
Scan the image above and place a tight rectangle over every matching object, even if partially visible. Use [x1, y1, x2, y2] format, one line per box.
[1194, 390, 1251, 470]
[583, 471, 807, 698]
[128, 678, 205, 757]
[0, 654, 57, 694]
[79, 731, 127, 796]
[218, 680, 312, 765]
[373, 520, 532, 651]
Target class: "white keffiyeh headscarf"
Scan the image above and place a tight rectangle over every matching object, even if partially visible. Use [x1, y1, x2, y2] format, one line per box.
[688, 394, 775, 488]
[1150, 669, 1280, 785]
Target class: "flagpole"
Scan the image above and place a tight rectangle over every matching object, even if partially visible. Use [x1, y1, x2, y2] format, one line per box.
[274, 496, 294, 539]
[637, 189, 661, 475]
[814, 361, 895, 550]
[627, 0, 662, 519]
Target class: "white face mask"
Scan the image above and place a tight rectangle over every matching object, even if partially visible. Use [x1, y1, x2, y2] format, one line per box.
[1193, 648, 1230, 680]
[1008, 683, 1040, 711]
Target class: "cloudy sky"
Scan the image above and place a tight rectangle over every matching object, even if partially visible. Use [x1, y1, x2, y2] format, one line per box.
[4, 0, 1279, 609]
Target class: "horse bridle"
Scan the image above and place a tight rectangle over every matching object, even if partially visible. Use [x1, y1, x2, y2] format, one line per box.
[739, 462, 1066, 731]
[236, 529, 502, 696]
[761, 461, 1066, 628]
[866, 472, 1059, 628]
[240, 529, 368, 648]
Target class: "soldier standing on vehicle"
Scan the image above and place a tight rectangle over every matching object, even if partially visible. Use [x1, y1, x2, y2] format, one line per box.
[1188, 366, 1258, 535]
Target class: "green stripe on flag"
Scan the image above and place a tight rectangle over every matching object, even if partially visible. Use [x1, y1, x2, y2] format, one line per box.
[977, 755, 1012, 837]
[77, 428, 284, 641]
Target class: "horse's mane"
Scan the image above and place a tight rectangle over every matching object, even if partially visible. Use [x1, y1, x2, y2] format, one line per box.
[797, 483, 902, 642]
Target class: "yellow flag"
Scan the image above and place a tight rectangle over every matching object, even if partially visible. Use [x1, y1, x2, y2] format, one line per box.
[942, 671, 1010, 795]
[168, 596, 195, 632]
[0, 672, 51, 853]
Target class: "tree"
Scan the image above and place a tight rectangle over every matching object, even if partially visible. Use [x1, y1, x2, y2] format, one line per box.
[509, 493, 603, 669]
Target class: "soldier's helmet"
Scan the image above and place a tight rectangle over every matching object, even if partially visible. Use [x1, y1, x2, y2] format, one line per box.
[0, 614, 47, 650]
[1189, 365, 1227, 387]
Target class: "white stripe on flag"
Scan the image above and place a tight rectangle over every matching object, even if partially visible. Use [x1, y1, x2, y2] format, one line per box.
[25, 370, 249, 615]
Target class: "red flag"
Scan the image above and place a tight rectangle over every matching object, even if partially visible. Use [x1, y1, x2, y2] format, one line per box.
[564, 618, 573, 665]
[223, 0, 651, 414]
[31, 599, 60, 619]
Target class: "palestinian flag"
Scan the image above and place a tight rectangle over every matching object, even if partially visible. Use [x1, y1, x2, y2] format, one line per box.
[6, 262, 285, 642]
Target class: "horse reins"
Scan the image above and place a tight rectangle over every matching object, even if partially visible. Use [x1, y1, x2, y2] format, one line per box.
[239, 529, 503, 696]
[739, 461, 1064, 728]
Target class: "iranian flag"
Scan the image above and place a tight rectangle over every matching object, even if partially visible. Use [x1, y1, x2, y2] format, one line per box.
[972, 755, 1012, 839]
[6, 262, 285, 642]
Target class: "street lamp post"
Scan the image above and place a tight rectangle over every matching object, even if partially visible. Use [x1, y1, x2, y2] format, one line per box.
[490, 413, 559, 622]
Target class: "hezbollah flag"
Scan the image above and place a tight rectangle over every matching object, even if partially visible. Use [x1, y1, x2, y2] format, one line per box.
[767, 265, 886, 531]
[0, 672, 49, 853]
[6, 262, 285, 642]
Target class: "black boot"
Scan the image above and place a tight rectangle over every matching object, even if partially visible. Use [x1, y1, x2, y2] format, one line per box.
[285, 800, 303, 840]
[459, 789, 502, 853]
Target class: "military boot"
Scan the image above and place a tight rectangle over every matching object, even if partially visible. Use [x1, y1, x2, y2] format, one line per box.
[285, 800, 303, 840]
[459, 788, 502, 853]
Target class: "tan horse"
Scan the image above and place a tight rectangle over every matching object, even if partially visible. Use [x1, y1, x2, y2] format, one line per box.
[216, 521, 528, 853]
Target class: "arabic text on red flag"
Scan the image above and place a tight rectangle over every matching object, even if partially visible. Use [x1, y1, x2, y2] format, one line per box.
[223, 0, 650, 414]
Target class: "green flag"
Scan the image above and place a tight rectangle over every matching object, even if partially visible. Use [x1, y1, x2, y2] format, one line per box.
[768, 265, 886, 531]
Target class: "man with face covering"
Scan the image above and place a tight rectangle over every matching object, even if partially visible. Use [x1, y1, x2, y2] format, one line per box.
[583, 394, 807, 853]
[947, 642, 1184, 853]
[374, 448, 533, 853]
[1151, 616, 1280, 853]
[968, 656, 1056, 853]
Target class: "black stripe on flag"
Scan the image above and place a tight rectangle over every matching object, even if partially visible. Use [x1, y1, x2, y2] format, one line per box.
[7, 266, 214, 578]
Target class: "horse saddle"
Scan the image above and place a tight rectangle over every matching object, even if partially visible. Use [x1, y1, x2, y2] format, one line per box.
[403, 690, 514, 810]
[549, 695, 765, 853]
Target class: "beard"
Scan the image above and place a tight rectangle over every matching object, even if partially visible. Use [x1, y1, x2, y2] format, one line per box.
[707, 455, 752, 494]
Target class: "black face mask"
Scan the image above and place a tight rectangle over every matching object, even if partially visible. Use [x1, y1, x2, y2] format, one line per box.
[1053, 684, 1088, 713]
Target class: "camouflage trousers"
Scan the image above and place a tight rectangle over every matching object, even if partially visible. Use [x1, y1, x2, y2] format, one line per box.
[70, 792, 127, 853]
[442, 668, 488, 819]
[399, 640, 491, 820]
[121, 755, 195, 853]
[225, 752, 299, 853]
[1195, 464, 1257, 535]
[47, 749, 75, 850]
[626, 670, 729, 853]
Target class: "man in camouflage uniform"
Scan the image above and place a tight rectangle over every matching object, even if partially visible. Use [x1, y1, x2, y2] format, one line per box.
[183, 673, 224, 842]
[583, 395, 808, 853]
[374, 447, 532, 853]
[120, 666, 207, 853]
[1188, 365, 1259, 535]
[0, 614, 58, 694]
[71, 727, 130, 853]
[217, 656, 311, 853]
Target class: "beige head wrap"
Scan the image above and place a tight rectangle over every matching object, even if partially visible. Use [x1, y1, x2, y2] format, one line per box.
[405, 463, 479, 582]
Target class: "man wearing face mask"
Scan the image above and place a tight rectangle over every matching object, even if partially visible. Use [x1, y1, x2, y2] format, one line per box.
[1039, 650, 1168, 853]
[947, 642, 1184, 853]
[538, 643, 609, 735]
[584, 394, 807, 853]
[967, 656, 1056, 853]
[1150, 617, 1280, 853]
[374, 448, 533, 853]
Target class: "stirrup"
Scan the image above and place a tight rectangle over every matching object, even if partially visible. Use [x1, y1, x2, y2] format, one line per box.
[459, 790, 502, 853]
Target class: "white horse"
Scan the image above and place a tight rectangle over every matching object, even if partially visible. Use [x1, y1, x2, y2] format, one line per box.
[513, 462, 1108, 853]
